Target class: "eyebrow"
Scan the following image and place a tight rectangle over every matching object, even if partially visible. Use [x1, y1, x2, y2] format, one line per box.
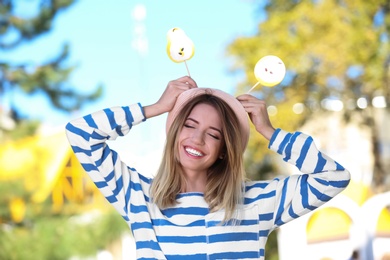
[186, 118, 222, 135]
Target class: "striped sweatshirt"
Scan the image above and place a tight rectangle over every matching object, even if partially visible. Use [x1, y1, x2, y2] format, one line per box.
[65, 103, 351, 260]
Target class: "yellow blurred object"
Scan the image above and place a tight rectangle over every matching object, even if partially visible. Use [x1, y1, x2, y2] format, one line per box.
[342, 180, 372, 206]
[0, 131, 106, 221]
[0, 136, 37, 179]
[305, 180, 390, 243]
[306, 207, 351, 243]
[9, 197, 26, 223]
[0, 132, 70, 201]
[376, 207, 390, 236]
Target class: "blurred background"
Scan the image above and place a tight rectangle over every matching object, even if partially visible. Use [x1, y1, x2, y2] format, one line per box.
[1, 0, 390, 259]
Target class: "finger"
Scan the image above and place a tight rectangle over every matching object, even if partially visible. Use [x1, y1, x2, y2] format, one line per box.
[179, 76, 198, 89]
[176, 75, 191, 83]
[176, 75, 191, 82]
[237, 94, 265, 104]
[236, 94, 256, 101]
[168, 79, 193, 91]
[178, 75, 197, 84]
[239, 99, 266, 110]
[241, 102, 268, 117]
[186, 77, 198, 88]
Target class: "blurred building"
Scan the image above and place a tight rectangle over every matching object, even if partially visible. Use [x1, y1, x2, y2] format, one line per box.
[0, 130, 103, 215]
[277, 110, 390, 260]
[0, 129, 138, 259]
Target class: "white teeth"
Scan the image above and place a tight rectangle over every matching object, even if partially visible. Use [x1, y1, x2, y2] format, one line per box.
[185, 147, 203, 156]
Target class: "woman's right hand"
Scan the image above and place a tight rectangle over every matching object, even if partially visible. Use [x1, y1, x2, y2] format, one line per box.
[144, 76, 197, 119]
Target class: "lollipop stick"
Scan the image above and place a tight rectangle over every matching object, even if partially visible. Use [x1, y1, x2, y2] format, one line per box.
[184, 60, 191, 77]
[247, 81, 261, 94]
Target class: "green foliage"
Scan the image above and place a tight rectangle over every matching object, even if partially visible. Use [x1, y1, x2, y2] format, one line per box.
[1, 119, 40, 143]
[0, 160, 127, 259]
[0, 0, 103, 139]
[229, 0, 389, 111]
[0, 180, 129, 260]
[265, 230, 279, 260]
[2, 43, 103, 112]
[0, 2, 115, 259]
[0, 174, 129, 260]
[0, 180, 28, 223]
[0, 210, 129, 260]
[0, 0, 75, 48]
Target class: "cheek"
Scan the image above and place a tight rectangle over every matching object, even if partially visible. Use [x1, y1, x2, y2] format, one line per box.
[212, 141, 225, 156]
[178, 127, 190, 139]
[177, 128, 187, 142]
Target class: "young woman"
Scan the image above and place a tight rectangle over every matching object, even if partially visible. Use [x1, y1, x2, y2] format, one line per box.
[65, 76, 350, 260]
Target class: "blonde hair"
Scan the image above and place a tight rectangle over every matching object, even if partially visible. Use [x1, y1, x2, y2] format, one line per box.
[150, 93, 247, 222]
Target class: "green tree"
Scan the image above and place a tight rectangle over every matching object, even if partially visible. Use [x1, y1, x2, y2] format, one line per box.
[0, 0, 102, 141]
[0, 2, 126, 259]
[227, 0, 390, 191]
[0, 199, 128, 260]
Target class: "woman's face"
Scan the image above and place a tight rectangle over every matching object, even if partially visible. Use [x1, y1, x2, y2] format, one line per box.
[178, 103, 224, 175]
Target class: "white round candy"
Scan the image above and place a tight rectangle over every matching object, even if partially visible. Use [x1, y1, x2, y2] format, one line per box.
[166, 28, 195, 63]
[254, 55, 286, 87]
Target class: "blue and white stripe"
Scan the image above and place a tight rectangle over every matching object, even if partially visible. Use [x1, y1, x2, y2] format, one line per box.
[65, 103, 350, 260]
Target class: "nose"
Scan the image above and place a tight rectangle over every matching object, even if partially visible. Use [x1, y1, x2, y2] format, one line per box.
[191, 129, 205, 145]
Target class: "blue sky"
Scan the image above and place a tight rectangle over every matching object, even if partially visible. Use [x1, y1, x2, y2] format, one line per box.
[3, 0, 264, 174]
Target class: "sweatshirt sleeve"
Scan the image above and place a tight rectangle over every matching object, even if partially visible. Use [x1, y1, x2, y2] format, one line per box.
[65, 103, 149, 219]
[268, 128, 351, 228]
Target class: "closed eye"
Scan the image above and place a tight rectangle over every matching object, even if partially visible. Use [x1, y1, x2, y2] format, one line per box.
[208, 133, 220, 140]
[184, 118, 222, 141]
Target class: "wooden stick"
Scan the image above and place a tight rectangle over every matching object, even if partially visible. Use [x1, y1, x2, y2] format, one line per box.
[247, 81, 260, 94]
[184, 60, 191, 77]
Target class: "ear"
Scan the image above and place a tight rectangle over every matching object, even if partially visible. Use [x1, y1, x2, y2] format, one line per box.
[219, 147, 226, 160]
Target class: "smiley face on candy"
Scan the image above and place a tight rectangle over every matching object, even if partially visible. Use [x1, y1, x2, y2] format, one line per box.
[166, 27, 195, 63]
[254, 55, 286, 87]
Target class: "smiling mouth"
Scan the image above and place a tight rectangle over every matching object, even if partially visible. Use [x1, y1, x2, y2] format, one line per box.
[185, 147, 204, 157]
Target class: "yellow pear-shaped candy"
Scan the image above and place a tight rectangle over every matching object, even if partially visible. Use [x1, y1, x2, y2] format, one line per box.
[254, 55, 286, 87]
[166, 27, 195, 63]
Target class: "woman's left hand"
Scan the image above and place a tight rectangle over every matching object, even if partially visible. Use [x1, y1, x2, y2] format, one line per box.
[237, 94, 275, 140]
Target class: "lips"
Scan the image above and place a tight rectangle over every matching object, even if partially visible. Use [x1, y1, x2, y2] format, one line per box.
[184, 146, 204, 157]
